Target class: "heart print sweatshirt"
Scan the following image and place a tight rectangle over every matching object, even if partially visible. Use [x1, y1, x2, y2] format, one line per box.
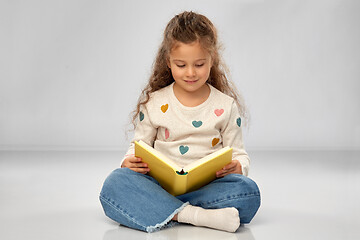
[122, 82, 250, 176]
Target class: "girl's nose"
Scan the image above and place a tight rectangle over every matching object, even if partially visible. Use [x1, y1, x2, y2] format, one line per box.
[186, 66, 196, 77]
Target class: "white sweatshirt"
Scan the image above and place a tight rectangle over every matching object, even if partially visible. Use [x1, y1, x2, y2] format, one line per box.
[122, 82, 250, 176]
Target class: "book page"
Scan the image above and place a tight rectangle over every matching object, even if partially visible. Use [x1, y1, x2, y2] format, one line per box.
[136, 140, 180, 170]
[183, 147, 232, 172]
[183, 147, 233, 193]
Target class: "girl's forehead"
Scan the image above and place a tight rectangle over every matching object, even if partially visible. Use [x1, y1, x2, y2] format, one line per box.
[171, 40, 201, 49]
[170, 41, 209, 59]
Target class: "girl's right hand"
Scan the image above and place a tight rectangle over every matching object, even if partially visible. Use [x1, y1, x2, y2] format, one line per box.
[121, 156, 150, 174]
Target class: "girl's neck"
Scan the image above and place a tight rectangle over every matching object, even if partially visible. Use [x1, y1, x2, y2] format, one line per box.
[173, 83, 211, 107]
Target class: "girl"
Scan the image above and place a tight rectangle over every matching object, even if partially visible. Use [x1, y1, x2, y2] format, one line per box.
[100, 11, 260, 233]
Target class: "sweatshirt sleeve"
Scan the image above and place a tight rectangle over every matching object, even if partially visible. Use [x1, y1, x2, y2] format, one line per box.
[221, 101, 250, 176]
[120, 103, 157, 167]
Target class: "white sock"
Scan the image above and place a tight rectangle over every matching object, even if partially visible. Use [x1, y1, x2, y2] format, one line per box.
[177, 205, 240, 232]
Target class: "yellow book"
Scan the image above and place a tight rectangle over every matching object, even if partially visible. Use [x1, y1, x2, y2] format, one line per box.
[134, 140, 233, 196]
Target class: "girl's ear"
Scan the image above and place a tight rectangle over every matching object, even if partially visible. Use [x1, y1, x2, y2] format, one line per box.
[167, 58, 171, 69]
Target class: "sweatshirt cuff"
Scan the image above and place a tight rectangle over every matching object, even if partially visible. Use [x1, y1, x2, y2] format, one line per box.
[234, 158, 250, 176]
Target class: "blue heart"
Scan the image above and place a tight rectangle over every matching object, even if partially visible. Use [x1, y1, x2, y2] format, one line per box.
[179, 145, 189, 155]
[236, 117, 241, 127]
[139, 111, 144, 121]
[192, 121, 203, 128]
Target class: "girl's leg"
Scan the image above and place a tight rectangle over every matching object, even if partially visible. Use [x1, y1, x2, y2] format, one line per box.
[99, 168, 188, 233]
[176, 173, 261, 224]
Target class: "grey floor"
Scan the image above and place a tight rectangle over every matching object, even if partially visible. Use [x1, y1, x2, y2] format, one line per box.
[0, 150, 359, 240]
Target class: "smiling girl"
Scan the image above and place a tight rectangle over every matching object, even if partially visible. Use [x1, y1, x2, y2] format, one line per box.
[100, 11, 260, 233]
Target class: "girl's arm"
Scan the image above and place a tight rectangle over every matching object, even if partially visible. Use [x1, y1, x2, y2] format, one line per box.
[120, 104, 157, 168]
[218, 101, 250, 176]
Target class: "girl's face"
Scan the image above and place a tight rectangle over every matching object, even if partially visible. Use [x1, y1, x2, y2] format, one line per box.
[168, 41, 212, 95]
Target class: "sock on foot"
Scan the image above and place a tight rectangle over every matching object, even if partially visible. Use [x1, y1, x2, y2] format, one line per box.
[177, 205, 240, 232]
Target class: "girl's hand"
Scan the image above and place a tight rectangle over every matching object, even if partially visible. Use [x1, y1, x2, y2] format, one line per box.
[121, 155, 150, 174]
[216, 160, 242, 178]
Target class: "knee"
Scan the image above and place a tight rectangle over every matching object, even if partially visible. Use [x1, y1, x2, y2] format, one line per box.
[100, 168, 158, 198]
[225, 174, 261, 223]
[225, 174, 260, 195]
[232, 174, 261, 203]
[100, 168, 134, 197]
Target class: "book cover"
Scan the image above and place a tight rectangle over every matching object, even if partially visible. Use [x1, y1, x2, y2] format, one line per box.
[134, 140, 232, 196]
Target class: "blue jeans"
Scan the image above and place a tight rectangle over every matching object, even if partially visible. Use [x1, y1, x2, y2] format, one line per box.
[99, 168, 260, 232]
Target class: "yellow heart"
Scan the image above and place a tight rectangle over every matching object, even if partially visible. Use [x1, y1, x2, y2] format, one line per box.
[212, 138, 220, 147]
[161, 104, 168, 113]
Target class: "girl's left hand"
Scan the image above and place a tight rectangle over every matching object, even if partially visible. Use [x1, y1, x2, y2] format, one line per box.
[216, 160, 242, 178]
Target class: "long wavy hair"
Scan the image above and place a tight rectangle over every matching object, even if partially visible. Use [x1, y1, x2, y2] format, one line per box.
[130, 11, 249, 129]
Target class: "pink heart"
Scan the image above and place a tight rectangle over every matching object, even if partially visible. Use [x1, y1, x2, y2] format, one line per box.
[165, 128, 170, 139]
[214, 109, 224, 117]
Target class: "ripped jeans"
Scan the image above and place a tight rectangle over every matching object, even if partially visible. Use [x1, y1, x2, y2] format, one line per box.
[99, 168, 261, 232]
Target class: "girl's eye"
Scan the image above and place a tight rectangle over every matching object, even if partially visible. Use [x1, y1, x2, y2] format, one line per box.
[177, 65, 185, 68]
[195, 64, 204, 67]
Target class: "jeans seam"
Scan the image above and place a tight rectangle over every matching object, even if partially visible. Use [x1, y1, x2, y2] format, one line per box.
[100, 195, 146, 230]
[197, 191, 260, 207]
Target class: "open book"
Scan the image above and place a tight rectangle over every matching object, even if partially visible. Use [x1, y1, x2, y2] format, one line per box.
[134, 140, 233, 196]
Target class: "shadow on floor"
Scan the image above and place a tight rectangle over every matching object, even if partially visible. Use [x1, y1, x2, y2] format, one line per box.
[103, 224, 255, 240]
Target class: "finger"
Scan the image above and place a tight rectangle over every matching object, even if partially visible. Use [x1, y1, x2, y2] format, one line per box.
[216, 170, 228, 178]
[225, 162, 241, 173]
[216, 172, 223, 178]
[129, 157, 142, 163]
[127, 158, 145, 166]
[123, 161, 146, 169]
[217, 172, 227, 178]
[128, 163, 146, 169]
[217, 165, 238, 177]
[223, 166, 236, 174]
[223, 161, 237, 170]
[130, 168, 150, 174]
[123, 157, 140, 168]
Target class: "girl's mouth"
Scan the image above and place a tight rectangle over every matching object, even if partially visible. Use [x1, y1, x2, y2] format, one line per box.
[184, 80, 198, 84]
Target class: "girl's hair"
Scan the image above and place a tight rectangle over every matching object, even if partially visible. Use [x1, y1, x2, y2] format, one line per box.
[130, 11, 249, 129]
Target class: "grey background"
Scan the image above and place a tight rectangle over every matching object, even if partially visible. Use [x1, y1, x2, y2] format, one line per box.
[1, 0, 359, 151]
[1, 1, 360, 239]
